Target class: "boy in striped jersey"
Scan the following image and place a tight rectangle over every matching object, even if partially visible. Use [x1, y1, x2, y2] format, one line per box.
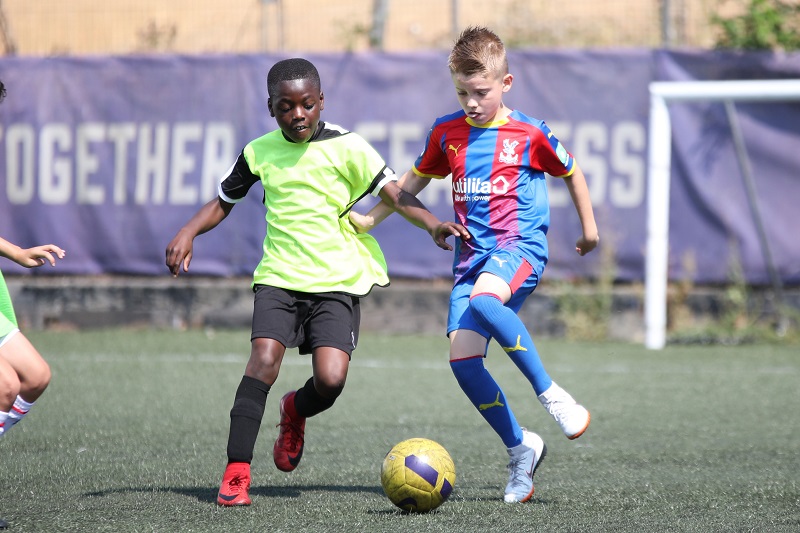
[351, 27, 599, 503]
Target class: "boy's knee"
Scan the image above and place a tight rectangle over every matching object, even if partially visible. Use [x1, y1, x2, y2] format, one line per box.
[314, 375, 345, 399]
[34, 361, 51, 390]
[246, 340, 285, 385]
[0, 371, 21, 407]
[294, 376, 339, 418]
[22, 359, 51, 399]
[468, 293, 504, 327]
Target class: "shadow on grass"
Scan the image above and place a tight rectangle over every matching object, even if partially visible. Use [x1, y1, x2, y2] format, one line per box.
[85, 484, 384, 504]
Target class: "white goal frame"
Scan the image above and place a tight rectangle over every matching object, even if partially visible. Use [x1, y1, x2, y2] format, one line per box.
[645, 79, 800, 349]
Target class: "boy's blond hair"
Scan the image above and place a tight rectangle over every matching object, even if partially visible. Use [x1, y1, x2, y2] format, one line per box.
[448, 26, 508, 79]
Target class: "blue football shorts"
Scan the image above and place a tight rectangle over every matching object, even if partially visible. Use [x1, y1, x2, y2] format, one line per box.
[447, 249, 543, 340]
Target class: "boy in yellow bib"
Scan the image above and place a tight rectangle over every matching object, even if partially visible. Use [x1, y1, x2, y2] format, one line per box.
[166, 58, 468, 507]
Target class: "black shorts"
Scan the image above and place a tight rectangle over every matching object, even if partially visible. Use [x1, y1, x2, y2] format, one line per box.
[251, 285, 361, 356]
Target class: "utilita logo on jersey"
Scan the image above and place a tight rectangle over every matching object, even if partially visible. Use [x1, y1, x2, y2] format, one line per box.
[453, 137, 517, 202]
[453, 176, 509, 202]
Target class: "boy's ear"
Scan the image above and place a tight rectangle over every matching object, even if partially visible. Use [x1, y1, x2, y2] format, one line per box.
[267, 97, 275, 117]
[502, 73, 513, 92]
[319, 91, 325, 111]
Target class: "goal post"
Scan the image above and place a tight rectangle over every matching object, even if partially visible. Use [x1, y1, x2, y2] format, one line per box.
[645, 79, 800, 349]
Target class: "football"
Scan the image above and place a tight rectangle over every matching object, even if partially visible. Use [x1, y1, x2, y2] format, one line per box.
[380, 438, 456, 513]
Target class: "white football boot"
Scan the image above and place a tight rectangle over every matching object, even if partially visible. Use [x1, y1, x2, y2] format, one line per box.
[504, 429, 547, 503]
[537, 382, 591, 439]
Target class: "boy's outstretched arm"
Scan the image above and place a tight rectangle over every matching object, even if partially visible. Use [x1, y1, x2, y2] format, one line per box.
[166, 197, 234, 276]
[0, 237, 65, 268]
[350, 170, 431, 233]
[561, 164, 599, 256]
[376, 180, 469, 251]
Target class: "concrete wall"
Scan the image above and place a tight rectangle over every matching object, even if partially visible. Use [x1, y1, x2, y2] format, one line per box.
[4, 275, 642, 341]
[7, 276, 797, 343]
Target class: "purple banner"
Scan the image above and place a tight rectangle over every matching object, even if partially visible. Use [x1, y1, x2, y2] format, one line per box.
[1, 51, 799, 284]
[656, 51, 800, 284]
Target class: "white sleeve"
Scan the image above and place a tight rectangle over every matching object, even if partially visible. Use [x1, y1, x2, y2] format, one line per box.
[370, 166, 397, 197]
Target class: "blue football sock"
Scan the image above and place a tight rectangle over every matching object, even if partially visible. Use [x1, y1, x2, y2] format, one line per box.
[469, 293, 553, 395]
[450, 356, 523, 448]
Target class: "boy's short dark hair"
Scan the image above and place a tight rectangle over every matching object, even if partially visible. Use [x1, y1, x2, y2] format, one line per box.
[267, 58, 321, 98]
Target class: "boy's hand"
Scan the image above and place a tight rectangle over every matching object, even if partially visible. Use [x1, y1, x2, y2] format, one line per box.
[166, 231, 195, 277]
[575, 233, 599, 256]
[16, 244, 65, 268]
[349, 211, 375, 234]
[432, 222, 470, 251]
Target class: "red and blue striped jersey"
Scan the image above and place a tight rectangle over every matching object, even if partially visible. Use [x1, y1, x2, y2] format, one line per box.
[413, 109, 575, 283]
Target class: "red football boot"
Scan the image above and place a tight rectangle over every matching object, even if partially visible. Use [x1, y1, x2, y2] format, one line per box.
[217, 462, 251, 506]
[273, 391, 306, 472]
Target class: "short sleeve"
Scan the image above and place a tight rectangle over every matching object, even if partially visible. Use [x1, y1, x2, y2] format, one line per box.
[412, 124, 451, 179]
[218, 150, 260, 203]
[531, 122, 575, 178]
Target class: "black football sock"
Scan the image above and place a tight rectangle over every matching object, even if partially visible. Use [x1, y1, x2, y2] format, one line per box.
[293, 377, 337, 418]
[226, 376, 270, 464]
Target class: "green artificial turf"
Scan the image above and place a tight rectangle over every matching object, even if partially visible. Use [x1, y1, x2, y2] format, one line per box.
[1, 329, 798, 532]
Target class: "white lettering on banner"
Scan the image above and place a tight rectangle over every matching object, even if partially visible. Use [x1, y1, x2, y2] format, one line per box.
[201, 123, 237, 203]
[1, 121, 236, 206]
[388, 122, 424, 174]
[76, 122, 105, 204]
[169, 122, 202, 205]
[40, 124, 72, 204]
[1, 119, 642, 208]
[609, 122, 645, 208]
[356, 122, 388, 147]
[135, 123, 169, 205]
[107, 123, 136, 205]
[574, 121, 608, 205]
[547, 120, 646, 208]
[3, 124, 36, 203]
[356, 120, 646, 211]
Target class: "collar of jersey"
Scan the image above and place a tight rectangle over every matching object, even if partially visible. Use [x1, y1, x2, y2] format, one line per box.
[465, 116, 510, 128]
